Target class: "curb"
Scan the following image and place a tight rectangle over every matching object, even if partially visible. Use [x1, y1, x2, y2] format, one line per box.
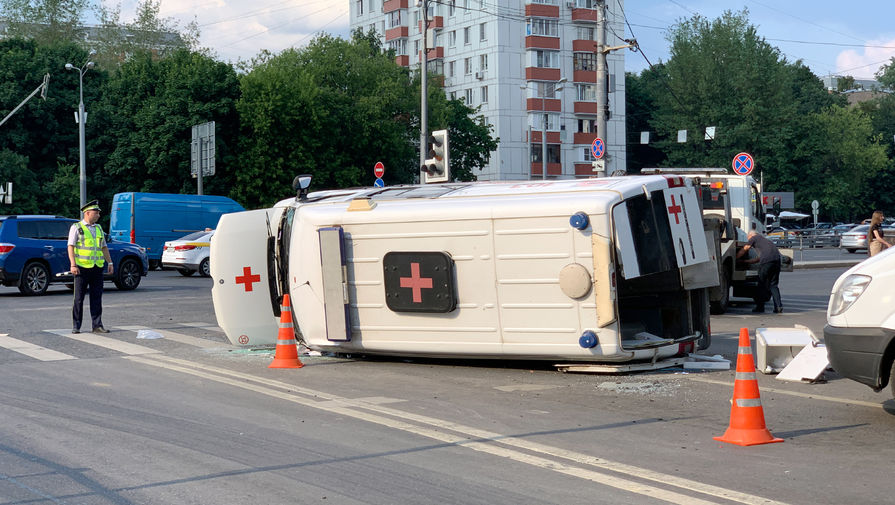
[793, 260, 862, 270]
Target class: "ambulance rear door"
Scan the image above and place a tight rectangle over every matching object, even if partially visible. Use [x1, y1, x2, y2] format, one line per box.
[211, 207, 285, 346]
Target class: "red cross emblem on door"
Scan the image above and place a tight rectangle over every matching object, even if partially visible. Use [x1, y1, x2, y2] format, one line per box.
[235, 266, 261, 292]
[399, 262, 433, 303]
[667, 195, 683, 224]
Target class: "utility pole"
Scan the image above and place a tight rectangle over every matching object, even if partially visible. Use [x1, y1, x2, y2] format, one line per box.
[595, 0, 607, 176]
[419, 0, 429, 172]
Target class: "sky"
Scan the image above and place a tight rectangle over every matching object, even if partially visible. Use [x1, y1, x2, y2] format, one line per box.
[105, 0, 895, 80]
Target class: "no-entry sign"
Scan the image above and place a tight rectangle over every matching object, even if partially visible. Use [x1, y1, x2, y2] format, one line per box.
[374, 161, 385, 178]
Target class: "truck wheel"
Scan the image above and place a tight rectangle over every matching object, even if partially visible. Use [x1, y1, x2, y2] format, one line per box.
[114, 258, 142, 290]
[847, 249, 856, 254]
[178, 268, 195, 277]
[18, 262, 50, 295]
[710, 269, 730, 315]
[199, 258, 210, 277]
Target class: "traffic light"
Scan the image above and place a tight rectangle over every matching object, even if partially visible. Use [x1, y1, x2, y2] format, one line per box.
[421, 129, 449, 184]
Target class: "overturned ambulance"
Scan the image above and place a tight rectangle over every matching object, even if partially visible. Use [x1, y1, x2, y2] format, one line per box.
[210, 175, 718, 363]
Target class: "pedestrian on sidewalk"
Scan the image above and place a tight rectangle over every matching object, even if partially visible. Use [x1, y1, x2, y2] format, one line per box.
[736, 230, 783, 314]
[68, 200, 113, 334]
[868, 210, 891, 257]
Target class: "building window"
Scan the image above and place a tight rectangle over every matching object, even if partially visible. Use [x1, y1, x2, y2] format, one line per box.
[576, 84, 596, 101]
[532, 81, 561, 98]
[527, 18, 559, 37]
[448, 60, 455, 77]
[479, 53, 488, 70]
[465, 88, 474, 104]
[450, 91, 457, 100]
[574, 52, 597, 71]
[449, 30, 456, 47]
[578, 118, 597, 133]
[575, 0, 595, 8]
[388, 39, 407, 56]
[388, 10, 403, 28]
[529, 113, 561, 131]
[449, 0, 455, 16]
[356, 0, 364, 16]
[480, 22, 487, 41]
[582, 148, 595, 161]
[481, 86, 488, 103]
[465, 57, 472, 74]
[414, 40, 419, 57]
[531, 144, 562, 164]
[464, 26, 470, 44]
[532, 50, 559, 68]
[368, 0, 377, 13]
[532, 0, 558, 4]
[576, 27, 594, 40]
[427, 59, 444, 75]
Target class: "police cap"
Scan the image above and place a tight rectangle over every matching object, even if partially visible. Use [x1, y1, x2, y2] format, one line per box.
[81, 200, 101, 213]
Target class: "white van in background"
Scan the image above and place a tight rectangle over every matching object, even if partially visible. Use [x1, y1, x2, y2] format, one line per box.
[825, 247, 895, 397]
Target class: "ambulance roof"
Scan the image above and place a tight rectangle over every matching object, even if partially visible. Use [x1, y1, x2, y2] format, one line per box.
[277, 175, 685, 208]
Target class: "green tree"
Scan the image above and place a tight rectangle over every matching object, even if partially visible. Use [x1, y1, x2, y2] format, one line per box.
[837, 75, 856, 91]
[92, 48, 240, 205]
[0, 149, 41, 213]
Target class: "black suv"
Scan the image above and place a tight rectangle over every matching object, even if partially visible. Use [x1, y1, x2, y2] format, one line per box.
[0, 215, 150, 295]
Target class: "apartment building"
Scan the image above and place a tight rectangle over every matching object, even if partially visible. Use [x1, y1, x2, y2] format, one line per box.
[350, 0, 626, 180]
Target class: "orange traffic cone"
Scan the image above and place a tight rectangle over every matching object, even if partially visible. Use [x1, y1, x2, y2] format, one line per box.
[714, 327, 782, 446]
[269, 294, 304, 369]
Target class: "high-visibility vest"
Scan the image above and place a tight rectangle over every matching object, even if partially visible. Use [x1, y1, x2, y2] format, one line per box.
[73, 222, 106, 268]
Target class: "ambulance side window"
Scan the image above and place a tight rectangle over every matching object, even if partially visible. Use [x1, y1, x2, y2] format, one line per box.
[625, 191, 677, 276]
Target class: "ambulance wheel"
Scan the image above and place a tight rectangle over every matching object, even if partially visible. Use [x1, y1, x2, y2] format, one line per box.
[178, 268, 195, 277]
[114, 258, 142, 290]
[890, 360, 895, 399]
[18, 261, 49, 295]
[199, 258, 210, 277]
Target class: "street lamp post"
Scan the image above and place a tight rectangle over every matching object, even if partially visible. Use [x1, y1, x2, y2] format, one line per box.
[65, 50, 96, 211]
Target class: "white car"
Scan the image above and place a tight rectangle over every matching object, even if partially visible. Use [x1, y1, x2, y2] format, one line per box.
[161, 230, 213, 277]
[825, 246, 895, 397]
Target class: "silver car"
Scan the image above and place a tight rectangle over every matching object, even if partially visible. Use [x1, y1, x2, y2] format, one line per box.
[841, 224, 894, 253]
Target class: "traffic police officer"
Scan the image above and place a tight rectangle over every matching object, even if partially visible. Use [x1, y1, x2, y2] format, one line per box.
[67, 200, 113, 333]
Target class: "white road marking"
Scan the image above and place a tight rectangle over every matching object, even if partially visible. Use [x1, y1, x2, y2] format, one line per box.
[45, 329, 161, 355]
[127, 354, 792, 505]
[116, 326, 231, 349]
[688, 376, 883, 409]
[0, 334, 76, 361]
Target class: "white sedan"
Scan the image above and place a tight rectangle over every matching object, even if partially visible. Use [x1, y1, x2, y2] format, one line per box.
[161, 230, 214, 277]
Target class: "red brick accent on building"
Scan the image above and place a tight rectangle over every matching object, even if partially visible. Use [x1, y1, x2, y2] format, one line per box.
[525, 67, 561, 81]
[572, 39, 597, 52]
[530, 162, 563, 177]
[573, 70, 596, 83]
[419, 16, 443, 31]
[574, 163, 596, 176]
[383, 0, 408, 13]
[526, 98, 562, 111]
[574, 132, 598, 145]
[525, 36, 560, 50]
[395, 55, 409, 67]
[571, 8, 598, 22]
[421, 47, 444, 60]
[574, 101, 599, 114]
[530, 131, 561, 143]
[525, 4, 560, 17]
[385, 26, 408, 41]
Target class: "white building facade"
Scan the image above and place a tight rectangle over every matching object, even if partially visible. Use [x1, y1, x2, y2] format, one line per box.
[350, 0, 626, 180]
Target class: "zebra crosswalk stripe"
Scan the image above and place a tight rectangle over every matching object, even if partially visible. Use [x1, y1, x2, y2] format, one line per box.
[0, 334, 76, 361]
[45, 329, 161, 355]
[116, 326, 231, 349]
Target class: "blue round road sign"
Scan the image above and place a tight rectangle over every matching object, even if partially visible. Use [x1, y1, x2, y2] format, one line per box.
[374, 178, 385, 188]
[732, 152, 754, 176]
[591, 138, 605, 159]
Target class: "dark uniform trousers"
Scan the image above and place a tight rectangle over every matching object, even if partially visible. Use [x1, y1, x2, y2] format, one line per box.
[755, 260, 782, 311]
[73, 265, 104, 330]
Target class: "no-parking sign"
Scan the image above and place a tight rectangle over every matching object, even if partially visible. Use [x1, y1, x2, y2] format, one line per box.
[732, 152, 754, 176]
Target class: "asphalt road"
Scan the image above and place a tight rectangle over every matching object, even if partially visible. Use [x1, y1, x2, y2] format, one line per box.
[1, 262, 893, 505]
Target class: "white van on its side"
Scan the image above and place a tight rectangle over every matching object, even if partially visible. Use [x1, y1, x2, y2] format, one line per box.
[825, 246, 895, 396]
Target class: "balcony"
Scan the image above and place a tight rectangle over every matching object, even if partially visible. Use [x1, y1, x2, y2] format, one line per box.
[574, 163, 596, 176]
[419, 16, 443, 31]
[573, 70, 596, 83]
[525, 67, 561, 80]
[385, 26, 408, 41]
[571, 8, 597, 22]
[420, 47, 444, 60]
[574, 101, 599, 114]
[572, 39, 597, 52]
[395, 55, 409, 67]
[573, 132, 598, 145]
[530, 162, 563, 177]
[530, 131, 561, 143]
[525, 4, 559, 17]
[383, 0, 408, 13]
[526, 98, 562, 112]
[525, 35, 560, 50]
